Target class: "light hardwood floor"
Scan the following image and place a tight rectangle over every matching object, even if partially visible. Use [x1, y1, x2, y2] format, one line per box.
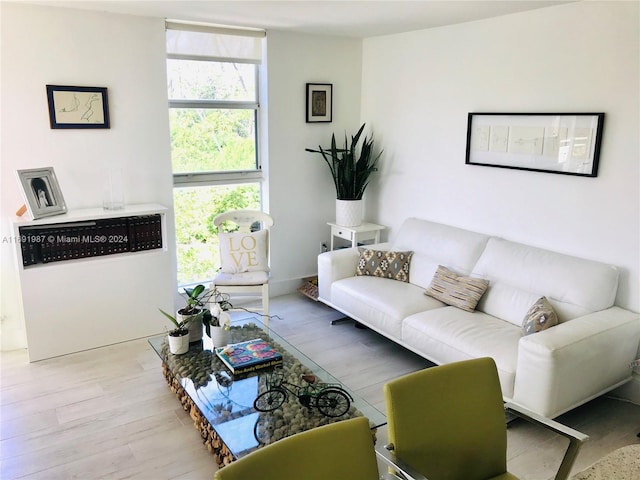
[1, 293, 639, 479]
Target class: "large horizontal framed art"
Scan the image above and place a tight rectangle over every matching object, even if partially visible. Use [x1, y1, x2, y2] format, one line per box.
[17, 167, 68, 219]
[46, 85, 110, 129]
[465, 113, 604, 177]
[306, 83, 332, 123]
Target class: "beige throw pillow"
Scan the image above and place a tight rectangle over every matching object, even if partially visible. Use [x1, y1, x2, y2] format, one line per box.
[219, 230, 269, 274]
[522, 296, 558, 335]
[425, 265, 489, 312]
[356, 249, 413, 283]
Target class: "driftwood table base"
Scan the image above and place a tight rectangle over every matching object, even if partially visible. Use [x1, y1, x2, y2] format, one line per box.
[162, 363, 235, 467]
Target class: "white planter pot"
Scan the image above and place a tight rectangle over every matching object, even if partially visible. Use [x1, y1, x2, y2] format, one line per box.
[208, 311, 231, 347]
[336, 199, 363, 227]
[209, 326, 230, 348]
[177, 309, 203, 343]
[168, 331, 190, 355]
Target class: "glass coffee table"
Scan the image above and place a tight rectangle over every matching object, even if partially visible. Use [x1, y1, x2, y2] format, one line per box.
[148, 319, 385, 467]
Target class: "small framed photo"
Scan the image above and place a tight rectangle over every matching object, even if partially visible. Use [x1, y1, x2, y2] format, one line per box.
[46, 85, 110, 129]
[465, 112, 604, 177]
[17, 167, 68, 219]
[306, 83, 332, 123]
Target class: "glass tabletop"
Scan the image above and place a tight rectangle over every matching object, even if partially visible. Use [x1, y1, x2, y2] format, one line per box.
[148, 317, 385, 460]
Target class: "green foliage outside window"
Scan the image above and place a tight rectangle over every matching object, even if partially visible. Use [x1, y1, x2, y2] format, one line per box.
[168, 59, 261, 286]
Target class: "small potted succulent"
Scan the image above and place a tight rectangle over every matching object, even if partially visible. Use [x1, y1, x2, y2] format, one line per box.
[159, 309, 190, 355]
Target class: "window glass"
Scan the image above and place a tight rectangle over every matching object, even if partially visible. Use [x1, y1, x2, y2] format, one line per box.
[174, 184, 260, 286]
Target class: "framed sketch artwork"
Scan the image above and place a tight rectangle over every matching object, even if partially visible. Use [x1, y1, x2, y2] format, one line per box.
[465, 113, 604, 177]
[306, 83, 333, 123]
[17, 167, 68, 219]
[46, 85, 110, 129]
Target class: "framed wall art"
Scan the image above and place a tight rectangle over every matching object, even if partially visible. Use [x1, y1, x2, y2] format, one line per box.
[306, 83, 332, 123]
[46, 85, 110, 129]
[465, 113, 604, 177]
[17, 167, 68, 219]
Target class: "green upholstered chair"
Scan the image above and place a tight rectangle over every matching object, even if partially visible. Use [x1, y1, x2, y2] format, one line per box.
[213, 416, 381, 480]
[377, 357, 589, 480]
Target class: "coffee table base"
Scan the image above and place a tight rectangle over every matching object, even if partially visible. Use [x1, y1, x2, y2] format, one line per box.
[162, 363, 235, 467]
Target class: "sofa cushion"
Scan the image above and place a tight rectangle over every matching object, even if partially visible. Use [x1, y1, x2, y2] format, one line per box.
[391, 218, 491, 289]
[522, 297, 558, 335]
[331, 276, 444, 339]
[356, 249, 413, 282]
[402, 307, 521, 398]
[472, 238, 619, 325]
[425, 266, 489, 312]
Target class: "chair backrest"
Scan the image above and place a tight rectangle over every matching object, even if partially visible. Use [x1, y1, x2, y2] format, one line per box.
[213, 417, 380, 480]
[384, 357, 508, 480]
[213, 210, 274, 233]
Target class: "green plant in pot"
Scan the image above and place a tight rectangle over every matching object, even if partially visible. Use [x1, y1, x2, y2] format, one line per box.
[306, 123, 382, 227]
[159, 309, 190, 355]
[178, 284, 214, 343]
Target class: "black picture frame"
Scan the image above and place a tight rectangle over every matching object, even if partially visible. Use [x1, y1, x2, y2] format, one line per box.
[465, 112, 604, 177]
[46, 85, 110, 129]
[306, 83, 332, 123]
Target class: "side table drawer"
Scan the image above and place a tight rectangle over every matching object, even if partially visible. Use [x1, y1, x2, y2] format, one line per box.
[332, 226, 354, 242]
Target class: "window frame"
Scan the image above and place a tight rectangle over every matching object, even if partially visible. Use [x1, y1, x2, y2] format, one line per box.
[167, 54, 263, 188]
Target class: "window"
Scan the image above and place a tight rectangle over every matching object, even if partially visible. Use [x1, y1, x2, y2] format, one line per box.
[166, 22, 265, 286]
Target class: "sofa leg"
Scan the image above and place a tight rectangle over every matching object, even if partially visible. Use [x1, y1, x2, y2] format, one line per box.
[330, 316, 353, 325]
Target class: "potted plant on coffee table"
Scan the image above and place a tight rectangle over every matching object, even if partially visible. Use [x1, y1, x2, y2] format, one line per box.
[178, 284, 214, 343]
[159, 309, 190, 355]
[306, 123, 382, 227]
[206, 288, 233, 347]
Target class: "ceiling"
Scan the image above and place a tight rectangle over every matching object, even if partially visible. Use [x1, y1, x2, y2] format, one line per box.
[17, 0, 575, 37]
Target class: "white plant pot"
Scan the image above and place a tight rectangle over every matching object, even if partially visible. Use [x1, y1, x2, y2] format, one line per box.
[336, 199, 363, 227]
[209, 326, 230, 348]
[168, 331, 190, 355]
[209, 311, 231, 347]
[177, 310, 203, 343]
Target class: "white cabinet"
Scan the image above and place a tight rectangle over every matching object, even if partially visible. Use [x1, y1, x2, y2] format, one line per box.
[12, 204, 174, 361]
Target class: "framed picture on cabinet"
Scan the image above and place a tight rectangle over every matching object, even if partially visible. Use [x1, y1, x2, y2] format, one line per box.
[17, 167, 68, 219]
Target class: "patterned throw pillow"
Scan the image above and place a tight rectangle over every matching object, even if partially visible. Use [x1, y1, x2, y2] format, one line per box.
[425, 265, 489, 312]
[522, 297, 558, 335]
[356, 249, 413, 282]
[219, 230, 269, 273]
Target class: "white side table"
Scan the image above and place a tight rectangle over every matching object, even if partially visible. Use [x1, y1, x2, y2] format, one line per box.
[327, 222, 386, 250]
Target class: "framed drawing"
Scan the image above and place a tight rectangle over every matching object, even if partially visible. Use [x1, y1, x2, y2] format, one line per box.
[46, 85, 110, 129]
[465, 113, 604, 177]
[17, 167, 68, 219]
[306, 83, 332, 123]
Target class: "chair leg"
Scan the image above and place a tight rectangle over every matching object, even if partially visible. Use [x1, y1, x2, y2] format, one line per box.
[262, 283, 269, 329]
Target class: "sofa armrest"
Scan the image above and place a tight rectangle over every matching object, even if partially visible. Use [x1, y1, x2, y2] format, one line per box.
[317, 242, 391, 303]
[514, 306, 640, 418]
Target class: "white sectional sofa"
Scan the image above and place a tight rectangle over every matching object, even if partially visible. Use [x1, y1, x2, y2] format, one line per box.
[318, 217, 640, 418]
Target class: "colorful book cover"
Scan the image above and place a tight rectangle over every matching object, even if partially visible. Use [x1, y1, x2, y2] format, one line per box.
[215, 338, 283, 375]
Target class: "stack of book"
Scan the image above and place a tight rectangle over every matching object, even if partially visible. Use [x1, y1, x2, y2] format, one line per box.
[19, 214, 163, 267]
[215, 339, 283, 376]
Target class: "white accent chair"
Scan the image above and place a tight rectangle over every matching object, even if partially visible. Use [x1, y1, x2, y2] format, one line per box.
[212, 210, 273, 326]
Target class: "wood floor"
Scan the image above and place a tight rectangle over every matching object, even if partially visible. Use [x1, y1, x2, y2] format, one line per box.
[1, 293, 639, 479]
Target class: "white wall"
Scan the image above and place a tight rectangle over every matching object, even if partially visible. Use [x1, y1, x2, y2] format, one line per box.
[0, 4, 363, 350]
[265, 31, 362, 294]
[361, 1, 639, 313]
[0, 3, 176, 350]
